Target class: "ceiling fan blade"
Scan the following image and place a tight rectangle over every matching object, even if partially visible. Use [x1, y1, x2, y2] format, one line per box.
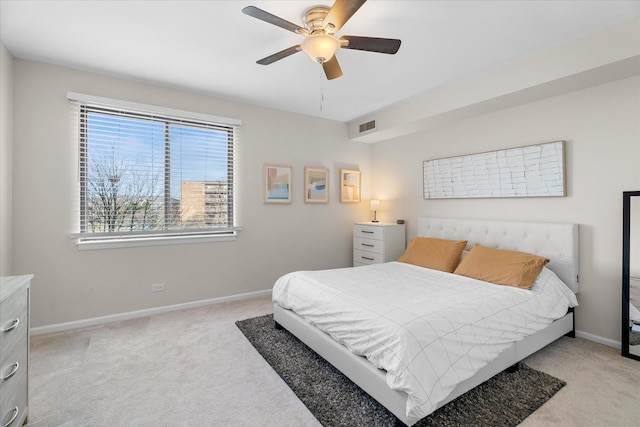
[340, 36, 401, 54]
[323, 0, 367, 33]
[242, 6, 306, 35]
[322, 56, 343, 80]
[257, 45, 302, 65]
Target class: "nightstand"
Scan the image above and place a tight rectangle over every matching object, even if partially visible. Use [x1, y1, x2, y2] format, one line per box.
[353, 222, 406, 266]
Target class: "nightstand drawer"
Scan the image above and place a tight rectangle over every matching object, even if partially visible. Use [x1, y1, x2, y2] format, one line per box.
[354, 237, 384, 254]
[353, 224, 383, 240]
[354, 249, 383, 265]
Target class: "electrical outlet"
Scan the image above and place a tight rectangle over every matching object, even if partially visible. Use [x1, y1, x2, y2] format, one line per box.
[151, 283, 165, 292]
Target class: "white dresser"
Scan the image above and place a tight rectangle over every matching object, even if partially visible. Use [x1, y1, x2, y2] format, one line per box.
[353, 222, 406, 266]
[1, 275, 32, 427]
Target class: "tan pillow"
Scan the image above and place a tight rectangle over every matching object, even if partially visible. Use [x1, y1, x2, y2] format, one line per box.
[453, 244, 549, 289]
[397, 237, 467, 273]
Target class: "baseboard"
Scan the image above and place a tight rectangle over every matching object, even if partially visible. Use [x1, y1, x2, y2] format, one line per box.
[30, 289, 273, 336]
[575, 329, 620, 349]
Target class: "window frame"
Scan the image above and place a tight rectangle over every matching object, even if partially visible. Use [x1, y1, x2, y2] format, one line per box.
[68, 93, 241, 250]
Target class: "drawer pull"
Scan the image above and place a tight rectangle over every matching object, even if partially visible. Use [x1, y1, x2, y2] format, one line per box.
[360, 230, 374, 234]
[361, 256, 374, 261]
[1, 318, 19, 333]
[1, 362, 19, 381]
[361, 243, 374, 247]
[3, 407, 18, 427]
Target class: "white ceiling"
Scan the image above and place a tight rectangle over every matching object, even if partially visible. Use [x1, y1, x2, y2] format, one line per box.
[1, 0, 639, 122]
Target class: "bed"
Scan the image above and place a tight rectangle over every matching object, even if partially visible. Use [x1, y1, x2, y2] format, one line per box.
[272, 217, 579, 426]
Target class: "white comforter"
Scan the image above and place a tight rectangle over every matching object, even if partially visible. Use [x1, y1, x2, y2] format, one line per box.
[272, 262, 578, 424]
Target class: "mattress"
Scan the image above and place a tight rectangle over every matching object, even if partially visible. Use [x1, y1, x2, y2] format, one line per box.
[272, 261, 578, 424]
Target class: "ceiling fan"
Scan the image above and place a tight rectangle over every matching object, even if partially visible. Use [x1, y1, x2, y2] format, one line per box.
[242, 0, 401, 80]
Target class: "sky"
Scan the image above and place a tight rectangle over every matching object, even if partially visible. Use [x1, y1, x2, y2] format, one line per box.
[86, 111, 230, 200]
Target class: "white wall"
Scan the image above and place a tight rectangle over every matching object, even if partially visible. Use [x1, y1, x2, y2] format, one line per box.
[12, 59, 372, 328]
[371, 76, 640, 343]
[0, 42, 13, 276]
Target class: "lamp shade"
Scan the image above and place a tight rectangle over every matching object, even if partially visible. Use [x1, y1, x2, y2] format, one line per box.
[370, 199, 381, 212]
[302, 34, 339, 63]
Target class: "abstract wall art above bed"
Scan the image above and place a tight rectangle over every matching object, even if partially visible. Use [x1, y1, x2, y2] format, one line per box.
[423, 141, 566, 199]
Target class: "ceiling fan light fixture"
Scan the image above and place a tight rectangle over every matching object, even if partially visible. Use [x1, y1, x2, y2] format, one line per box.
[302, 33, 339, 63]
[243, 2, 401, 79]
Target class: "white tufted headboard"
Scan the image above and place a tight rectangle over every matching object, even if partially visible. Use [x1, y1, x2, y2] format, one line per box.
[418, 217, 580, 293]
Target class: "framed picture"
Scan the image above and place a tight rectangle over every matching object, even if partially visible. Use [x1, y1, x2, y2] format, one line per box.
[264, 164, 292, 204]
[340, 169, 361, 203]
[304, 167, 329, 203]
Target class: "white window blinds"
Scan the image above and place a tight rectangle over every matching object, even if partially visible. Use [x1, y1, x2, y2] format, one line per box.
[68, 93, 240, 244]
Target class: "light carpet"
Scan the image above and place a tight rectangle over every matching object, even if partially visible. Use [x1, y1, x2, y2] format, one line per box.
[25, 294, 640, 426]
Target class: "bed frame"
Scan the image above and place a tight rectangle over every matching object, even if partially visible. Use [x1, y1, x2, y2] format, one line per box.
[273, 217, 579, 426]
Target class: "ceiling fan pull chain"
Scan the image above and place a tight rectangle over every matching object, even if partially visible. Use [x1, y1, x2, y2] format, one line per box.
[319, 67, 325, 112]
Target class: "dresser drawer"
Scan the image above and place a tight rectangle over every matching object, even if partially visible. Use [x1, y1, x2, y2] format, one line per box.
[0, 318, 27, 367]
[0, 289, 28, 364]
[0, 368, 27, 427]
[354, 237, 384, 254]
[353, 224, 383, 240]
[354, 249, 384, 265]
[1, 330, 28, 385]
[0, 285, 27, 326]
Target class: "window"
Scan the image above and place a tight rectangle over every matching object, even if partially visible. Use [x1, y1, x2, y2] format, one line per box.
[69, 93, 240, 248]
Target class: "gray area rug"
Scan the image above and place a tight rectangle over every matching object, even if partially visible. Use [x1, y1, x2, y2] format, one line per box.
[236, 314, 566, 427]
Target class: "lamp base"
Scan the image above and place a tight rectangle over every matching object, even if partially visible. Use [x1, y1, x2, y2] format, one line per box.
[371, 220, 379, 223]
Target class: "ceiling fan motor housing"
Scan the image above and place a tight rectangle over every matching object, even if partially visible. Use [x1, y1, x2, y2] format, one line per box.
[303, 6, 332, 34]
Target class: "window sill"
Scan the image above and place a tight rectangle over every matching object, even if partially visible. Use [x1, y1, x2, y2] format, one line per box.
[75, 232, 237, 251]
